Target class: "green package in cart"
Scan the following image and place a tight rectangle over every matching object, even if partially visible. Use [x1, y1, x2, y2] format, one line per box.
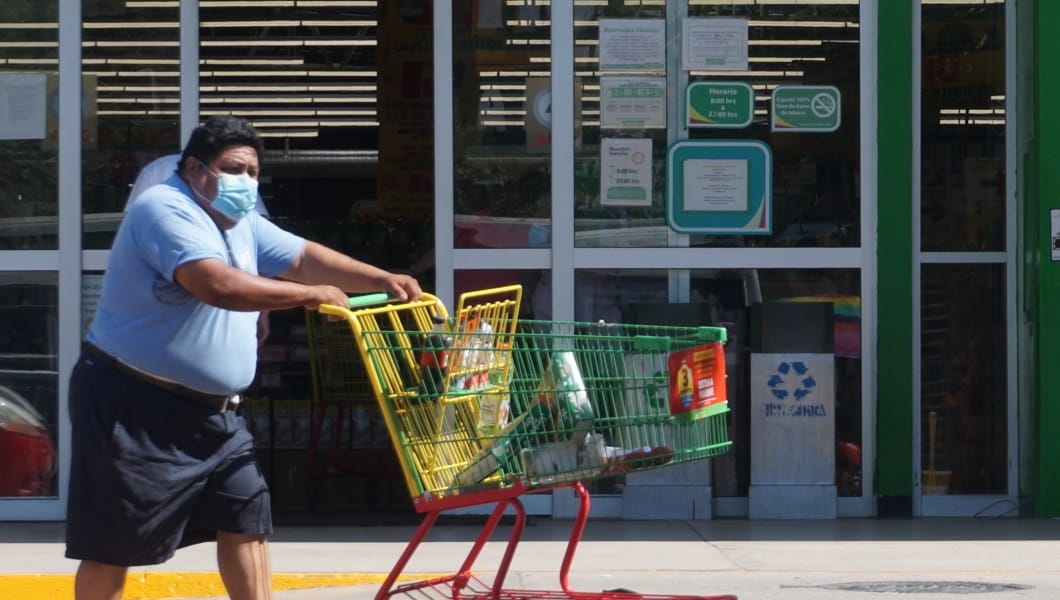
[452, 400, 553, 487]
[453, 351, 594, 486]
[535, 351, 595, 443]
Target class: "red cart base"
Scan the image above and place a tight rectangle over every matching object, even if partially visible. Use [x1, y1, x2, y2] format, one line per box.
[388, 575, 736, 600]
[375, 482, 737, 600]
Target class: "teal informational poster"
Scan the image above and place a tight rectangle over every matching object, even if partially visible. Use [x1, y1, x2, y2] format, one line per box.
[666, 139, 772, 235]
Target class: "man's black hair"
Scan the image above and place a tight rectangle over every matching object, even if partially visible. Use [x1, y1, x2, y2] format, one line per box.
[180, 115, 265, 171]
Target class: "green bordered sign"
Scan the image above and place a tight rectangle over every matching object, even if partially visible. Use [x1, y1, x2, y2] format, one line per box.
[666, 139, 772, 235]
[771, 85, 841, 132]
[686, 81, 753, 129]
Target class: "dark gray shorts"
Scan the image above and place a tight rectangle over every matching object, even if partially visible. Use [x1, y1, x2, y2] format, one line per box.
[65, 353, 272, 567]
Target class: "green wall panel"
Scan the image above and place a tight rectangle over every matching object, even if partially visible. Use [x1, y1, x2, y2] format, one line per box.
[876, 1, 914, 503]
[1035, 0, 1060, 516]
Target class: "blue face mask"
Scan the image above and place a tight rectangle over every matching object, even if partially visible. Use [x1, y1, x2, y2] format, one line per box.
[197, 162, 259, 221]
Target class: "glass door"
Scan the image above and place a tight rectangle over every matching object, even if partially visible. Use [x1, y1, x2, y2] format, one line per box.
[445, 1, 873, 518]
[916, 0, 1016, 515]
[0, 1, 64, 521]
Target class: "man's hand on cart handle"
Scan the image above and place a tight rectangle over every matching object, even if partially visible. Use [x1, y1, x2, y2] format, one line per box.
[346, 287, 429, 310]
[305, 284, 353, 311]
[328, 289, 438, 312]
[304, 285, 359, 321]
[313, 273, 423, 316]
[376, 272, 423, 303]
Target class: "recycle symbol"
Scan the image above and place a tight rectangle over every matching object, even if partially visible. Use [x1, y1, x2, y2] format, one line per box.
[767, 361, 816, 400]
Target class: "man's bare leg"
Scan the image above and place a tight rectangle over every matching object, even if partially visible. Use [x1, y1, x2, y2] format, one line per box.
[75, 560, 127, 600]
[217, 531, 272, 600]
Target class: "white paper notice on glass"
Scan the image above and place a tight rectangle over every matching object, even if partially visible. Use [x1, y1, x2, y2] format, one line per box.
[682, 18, 749, 72]
[683, 159, 748, 212]
[601, 138, 653, 207]
[0, 73, 47, 140]
[599, 19, 666, 72]
[599, 76, 667, 129]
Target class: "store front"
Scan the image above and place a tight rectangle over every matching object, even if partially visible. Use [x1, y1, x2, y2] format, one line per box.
[0, 0, 1047, 521]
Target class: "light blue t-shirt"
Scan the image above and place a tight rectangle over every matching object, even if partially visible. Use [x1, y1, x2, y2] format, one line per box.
[87, 173, 305, 394]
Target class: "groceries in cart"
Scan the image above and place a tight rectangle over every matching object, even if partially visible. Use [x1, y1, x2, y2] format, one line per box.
[416, 312, 508, 398]
[453, 341, 726, 488]
[453, 350, 600, 487]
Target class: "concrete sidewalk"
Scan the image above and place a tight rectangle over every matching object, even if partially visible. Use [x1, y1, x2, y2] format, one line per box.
[3, 518, 1060, 599]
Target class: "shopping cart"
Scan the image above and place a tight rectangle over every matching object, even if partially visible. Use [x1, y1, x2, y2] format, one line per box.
[318, 284, 736, 600]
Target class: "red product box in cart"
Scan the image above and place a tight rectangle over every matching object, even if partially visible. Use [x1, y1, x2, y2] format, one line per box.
[668, 342, 727, 424]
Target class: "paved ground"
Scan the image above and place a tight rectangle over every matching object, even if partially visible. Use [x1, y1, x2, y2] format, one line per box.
[3, 517, 1060, 599]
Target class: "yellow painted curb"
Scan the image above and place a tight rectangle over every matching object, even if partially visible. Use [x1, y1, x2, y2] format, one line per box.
[0, 572, 430, 600]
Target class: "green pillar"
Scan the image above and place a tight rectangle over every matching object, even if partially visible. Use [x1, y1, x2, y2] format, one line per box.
[1035, 0, 1060, 517]
[876, 1, 914, 513]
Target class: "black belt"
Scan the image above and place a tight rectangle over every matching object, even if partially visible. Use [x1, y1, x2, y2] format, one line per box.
[83, 342, 240, 412]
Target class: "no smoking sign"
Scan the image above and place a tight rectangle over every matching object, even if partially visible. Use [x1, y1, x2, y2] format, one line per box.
[771, 85, 841, 132]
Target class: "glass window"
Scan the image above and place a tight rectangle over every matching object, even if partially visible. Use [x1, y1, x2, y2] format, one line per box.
[921, 3, 1005, 252]
[82, 0, 180, 249]
[920, 264, 1006, 495]
[0, 272, 58, 498]
[573, 3, 668, 250]
[0, 3, 59, 250]
[572, 2, 861, 249]
[452, 2, 551, 249]
[197, 4, 433, 280]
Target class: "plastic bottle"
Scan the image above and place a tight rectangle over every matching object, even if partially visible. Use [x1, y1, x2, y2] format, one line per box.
[417, 315, 451, 400]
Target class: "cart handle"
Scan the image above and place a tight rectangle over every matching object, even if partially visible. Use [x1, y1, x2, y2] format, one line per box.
[346, 292, 397, 309]
[315, 292, 394, 319]
[317, 292, 443, 317]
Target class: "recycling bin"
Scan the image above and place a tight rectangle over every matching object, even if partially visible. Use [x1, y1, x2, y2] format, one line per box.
[748, 300, 837, 519]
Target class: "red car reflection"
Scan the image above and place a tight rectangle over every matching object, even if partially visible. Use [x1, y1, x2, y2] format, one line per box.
[0, 386, 55, 496]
